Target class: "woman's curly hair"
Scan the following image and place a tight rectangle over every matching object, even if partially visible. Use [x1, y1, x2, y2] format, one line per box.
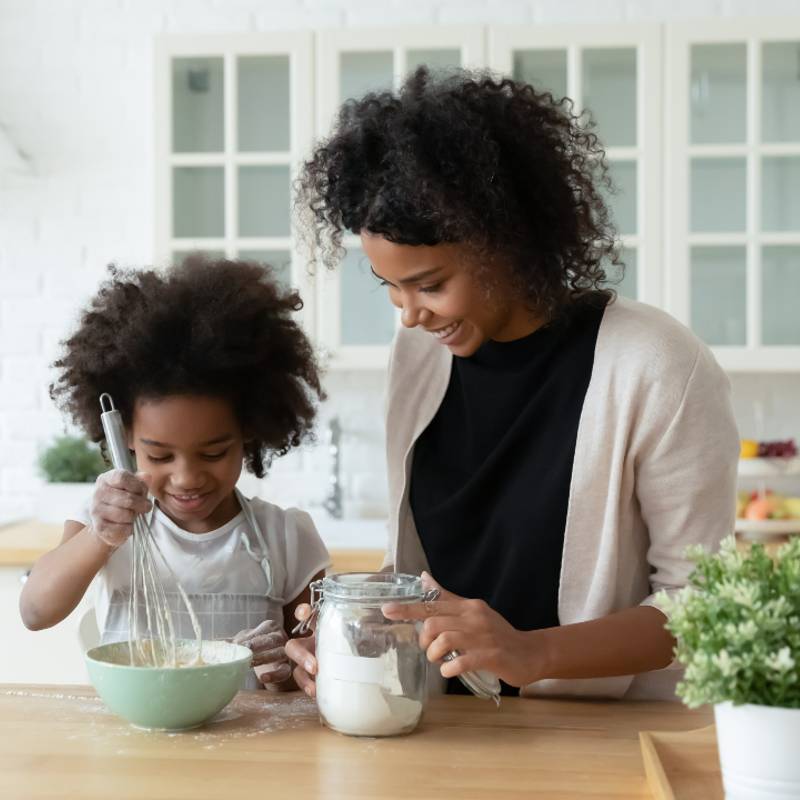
[50, 256, 324, 478]
[297, 66, 621, 320]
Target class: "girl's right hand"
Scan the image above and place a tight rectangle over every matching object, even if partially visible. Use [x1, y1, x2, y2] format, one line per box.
[89, 469, 152, 549]
[285, 604, 317, 696]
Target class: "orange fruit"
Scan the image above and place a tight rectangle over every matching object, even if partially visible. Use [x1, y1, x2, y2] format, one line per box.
[740, 439, 759, 459]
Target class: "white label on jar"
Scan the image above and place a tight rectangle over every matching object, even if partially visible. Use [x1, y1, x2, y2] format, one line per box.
[323, 652, 385, 684]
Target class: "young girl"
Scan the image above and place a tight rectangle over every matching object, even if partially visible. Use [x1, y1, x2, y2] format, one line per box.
[287, 67, 739, 701]
[20, 256, 330, 690]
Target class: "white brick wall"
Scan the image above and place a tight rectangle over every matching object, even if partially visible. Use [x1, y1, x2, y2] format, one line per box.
[0, 0, 797, 523]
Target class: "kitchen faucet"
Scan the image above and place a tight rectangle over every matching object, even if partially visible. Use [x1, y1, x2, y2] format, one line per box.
[322, 416, 343, 519]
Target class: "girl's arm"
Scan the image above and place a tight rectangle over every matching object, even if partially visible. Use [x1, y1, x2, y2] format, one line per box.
[236, 570, 327, 692]
[19, 521, 114, 630]
[20, 469, 151, 631]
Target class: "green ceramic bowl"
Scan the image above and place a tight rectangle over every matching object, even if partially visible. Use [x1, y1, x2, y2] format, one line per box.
[85, 640, 252, 730]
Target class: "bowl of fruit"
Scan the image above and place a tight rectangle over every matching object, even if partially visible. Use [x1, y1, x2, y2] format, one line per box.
[738, 438, 799, 478]
[735, 490, 800, 539]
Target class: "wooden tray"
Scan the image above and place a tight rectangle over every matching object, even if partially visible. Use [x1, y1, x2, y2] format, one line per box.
[639, 725, 723, 800]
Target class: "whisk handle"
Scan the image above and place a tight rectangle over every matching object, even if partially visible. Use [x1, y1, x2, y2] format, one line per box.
[99, 393, 136, 472]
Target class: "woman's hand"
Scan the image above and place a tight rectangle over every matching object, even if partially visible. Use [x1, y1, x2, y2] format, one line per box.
[89, 469, 152, 550]
[284, 604, 318, 696]
[232, 619, 293, 686]
[381, 572, 541, 688]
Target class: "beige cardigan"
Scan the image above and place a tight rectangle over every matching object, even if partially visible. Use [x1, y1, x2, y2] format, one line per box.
[382, 297, 739, 700]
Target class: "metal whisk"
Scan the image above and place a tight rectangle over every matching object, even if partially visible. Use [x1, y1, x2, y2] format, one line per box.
[99, 393, 202, 667]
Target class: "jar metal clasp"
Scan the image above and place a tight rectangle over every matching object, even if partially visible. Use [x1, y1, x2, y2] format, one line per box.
[291, 578, 324, 635]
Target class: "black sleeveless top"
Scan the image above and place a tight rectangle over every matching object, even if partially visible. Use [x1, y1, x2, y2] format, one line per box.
[410, 300, 606, 694]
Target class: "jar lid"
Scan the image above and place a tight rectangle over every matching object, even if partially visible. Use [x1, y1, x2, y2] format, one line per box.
[426, 588, 502, 705]
[321, 572, 424, 603]
[455, 668, 502, 703]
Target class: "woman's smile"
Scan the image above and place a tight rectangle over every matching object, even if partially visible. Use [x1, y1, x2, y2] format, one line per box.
[429, 320, 462, 342]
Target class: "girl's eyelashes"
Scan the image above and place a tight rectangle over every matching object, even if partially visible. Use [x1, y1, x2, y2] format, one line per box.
[144, 450, 229, 464]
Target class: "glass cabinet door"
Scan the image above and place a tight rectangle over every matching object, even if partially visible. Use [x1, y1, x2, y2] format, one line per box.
[156, 33, 315, 332]
[316, 27, 485, 367]
[667, 21, 800, 368]
[491, 24, 662, 307]
[687, 42, 748, 346]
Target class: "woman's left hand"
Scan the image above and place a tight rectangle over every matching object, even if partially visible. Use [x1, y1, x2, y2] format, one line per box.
[381, 572, 541, 688]
[232, 619, 293, 686]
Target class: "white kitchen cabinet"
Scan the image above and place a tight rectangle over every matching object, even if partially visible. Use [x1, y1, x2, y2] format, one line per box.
[488, 23, 664, 308]
[0, 567, 91, 685]
[155, 33, 316, 336]
[154, 20, 800, 374]
[315, 26, 486, 369]
[665, 18, 800, 371]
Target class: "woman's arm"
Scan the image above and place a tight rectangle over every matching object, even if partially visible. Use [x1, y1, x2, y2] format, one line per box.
[526, 606, 674, 681]
[382, 573, 674, 688]
[19, 521, 114, 631]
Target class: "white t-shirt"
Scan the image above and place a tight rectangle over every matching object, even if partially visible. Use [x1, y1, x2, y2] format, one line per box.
[69, 495, 331, 637]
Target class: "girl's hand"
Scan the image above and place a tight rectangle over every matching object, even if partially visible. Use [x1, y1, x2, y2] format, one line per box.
[232, 619, 292, 686]
[89, 469, 152, 549]
[285, 604, 317, 696]
[381, 572, 539, 688]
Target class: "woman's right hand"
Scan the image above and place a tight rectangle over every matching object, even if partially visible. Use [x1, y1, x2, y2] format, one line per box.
[285, 604, 318, 696]
[89, 469, 152, 549]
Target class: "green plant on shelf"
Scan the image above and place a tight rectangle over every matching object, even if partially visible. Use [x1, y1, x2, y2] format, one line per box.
[659, 535, 800, 709]
[38, 435, 106, 483]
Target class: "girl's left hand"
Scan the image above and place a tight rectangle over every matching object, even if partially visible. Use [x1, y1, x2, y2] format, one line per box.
[232, 619, 292, 686]
[381, 572, 540, 688]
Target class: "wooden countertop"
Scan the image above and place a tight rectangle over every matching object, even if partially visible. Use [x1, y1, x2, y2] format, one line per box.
[0, 519, 63, 567]
[0, 519, 384, 573]
[0, 685, 711, 799]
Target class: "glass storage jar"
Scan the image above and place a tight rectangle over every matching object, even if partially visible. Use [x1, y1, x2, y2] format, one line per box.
[310, 572, 429, 737]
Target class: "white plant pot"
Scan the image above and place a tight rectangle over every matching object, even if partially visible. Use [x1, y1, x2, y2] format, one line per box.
[715, 701, 800, 799]
[36, 482, 93, 524]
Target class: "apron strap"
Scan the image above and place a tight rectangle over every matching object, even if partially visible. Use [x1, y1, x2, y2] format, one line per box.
[235, 488, 273, 597]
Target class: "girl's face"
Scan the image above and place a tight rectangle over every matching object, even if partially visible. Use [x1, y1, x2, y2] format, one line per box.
[360, 233, 542, 357]
[128, 394, 245, 533]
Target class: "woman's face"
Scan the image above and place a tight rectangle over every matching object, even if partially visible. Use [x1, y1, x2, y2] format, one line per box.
[128, 394, 245, 533]
[360, 233, 541, 357]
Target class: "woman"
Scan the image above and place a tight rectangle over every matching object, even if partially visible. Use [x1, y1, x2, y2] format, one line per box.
[287, 67, 738, 700]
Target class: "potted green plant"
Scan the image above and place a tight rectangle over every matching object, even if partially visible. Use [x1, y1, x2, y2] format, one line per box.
[37, 435, 106, 523]
[660, 535, 800, 799]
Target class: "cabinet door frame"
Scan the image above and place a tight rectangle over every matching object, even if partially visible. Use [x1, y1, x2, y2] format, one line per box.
[665, 17, 800, 371]
[489, 23, 664, 308]
[315, 25, 486, 370]
[154, 32, 316, 335]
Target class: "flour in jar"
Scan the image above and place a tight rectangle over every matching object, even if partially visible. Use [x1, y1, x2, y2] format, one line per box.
[316, 648, 422, 737]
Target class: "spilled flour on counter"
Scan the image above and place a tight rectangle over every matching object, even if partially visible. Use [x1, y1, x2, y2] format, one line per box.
[1, 690, 319, 750]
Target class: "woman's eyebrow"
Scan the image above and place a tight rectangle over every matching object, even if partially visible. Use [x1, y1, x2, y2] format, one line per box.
[370, 266, 443, 285]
